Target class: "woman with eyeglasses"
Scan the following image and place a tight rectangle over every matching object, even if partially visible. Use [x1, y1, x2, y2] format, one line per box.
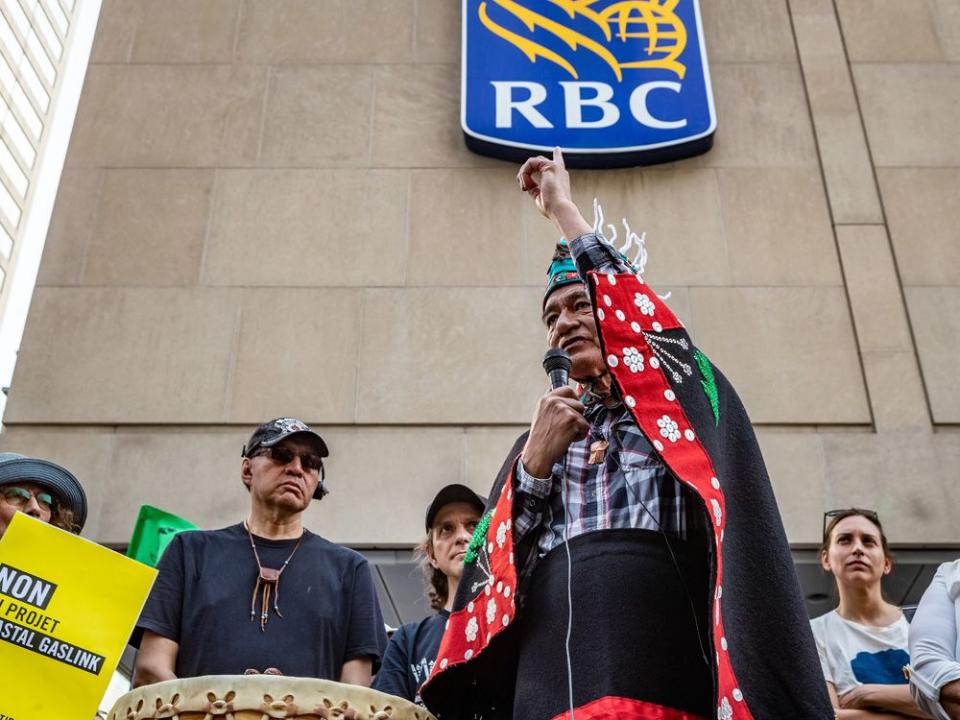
[0, 451, 87, 537]
[812, 509, 930, 718]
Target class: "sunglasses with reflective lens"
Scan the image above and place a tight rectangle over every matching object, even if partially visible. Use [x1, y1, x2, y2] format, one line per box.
[2, 486, 55, 511]
[822, 507, 879, 538]
[254, 446, 324, 473]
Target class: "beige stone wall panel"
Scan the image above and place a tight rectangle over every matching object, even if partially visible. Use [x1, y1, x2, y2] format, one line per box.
[755, 429, 827, 544]
[260, 66, 373, 167]
[236, 0, 415, 64]
[835, 228, 930, 430]
[807, 113, 884, 224]
[5, 288, 242, 424]
[861, 350, 931, 432]
[836, 0, 952, 62]
[464, 426, 528, 493]
[853, 64, 960, 167]
[822, 433, 960, 544]
[105, 430, 251, 542]
[202, 169, 409, 287]
[408, 168, 558, 288]
[132, 0, 242, 64]
[835, 225, 914, 353]
[81, 169, 214, 287]
[791, 2, 884, 223]
[306, 426, 468, 545]
[229, 288, 363, 424]
[90, 0, 139, 63]
[415, 0, 461, 63]
[791, 1, 858, 113]
[700, 0, 797, 63]
[905, 287, 960, 423]
[372, 64, 495, 168]
[688, 287, 870, 423]
[90, 0, 242, 65]
[717, 167, 843, 286]
[67, 64, 267, 168]
[932, 0, 960, 60]
[356, 286, 546, 424]
[36, 168, 105, 287]
[879, 168, 960, 286]
[690, 63, 819, 168]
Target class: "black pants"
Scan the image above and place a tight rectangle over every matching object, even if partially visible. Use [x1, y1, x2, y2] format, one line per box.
[513, 528, 713, 720]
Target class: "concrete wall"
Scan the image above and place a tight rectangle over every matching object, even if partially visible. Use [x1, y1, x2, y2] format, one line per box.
[3, 0, 958, 547]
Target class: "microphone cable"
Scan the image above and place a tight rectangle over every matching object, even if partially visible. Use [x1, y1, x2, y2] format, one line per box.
[562, 481, 575, 720]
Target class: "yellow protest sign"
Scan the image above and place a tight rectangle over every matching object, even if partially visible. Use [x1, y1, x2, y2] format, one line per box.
[0, 513, 156, 719]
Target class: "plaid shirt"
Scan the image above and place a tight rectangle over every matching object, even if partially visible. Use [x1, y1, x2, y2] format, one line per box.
[515, 232, 703, 555]
[515, 403, 703, 556]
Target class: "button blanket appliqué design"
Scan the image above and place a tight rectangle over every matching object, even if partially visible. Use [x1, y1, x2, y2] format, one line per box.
[590, 270, 754, 720]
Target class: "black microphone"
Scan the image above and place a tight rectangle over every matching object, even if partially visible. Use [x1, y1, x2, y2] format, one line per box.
[542, 348, 572, 390]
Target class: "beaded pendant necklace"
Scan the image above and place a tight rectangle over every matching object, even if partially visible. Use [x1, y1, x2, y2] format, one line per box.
[244, 521, 305, 632]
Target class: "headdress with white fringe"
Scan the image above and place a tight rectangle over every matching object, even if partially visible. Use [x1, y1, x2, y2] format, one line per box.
[543, 199, 670, 303]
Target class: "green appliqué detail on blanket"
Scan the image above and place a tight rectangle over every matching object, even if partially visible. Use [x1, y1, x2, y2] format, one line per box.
[694, 348, 720, 426]
[464, 511, 492, 565]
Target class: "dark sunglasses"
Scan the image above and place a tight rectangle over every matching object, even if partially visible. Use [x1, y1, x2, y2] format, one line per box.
[822, 507, 879, 538]
[2, 486, 55, 512]
[253, 445, 325, 474]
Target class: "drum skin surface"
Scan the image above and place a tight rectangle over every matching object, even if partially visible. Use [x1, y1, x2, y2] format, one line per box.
[107, 675, 437, 720]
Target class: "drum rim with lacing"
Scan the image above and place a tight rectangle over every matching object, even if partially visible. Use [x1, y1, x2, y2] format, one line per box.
[107, 674, 437, 719]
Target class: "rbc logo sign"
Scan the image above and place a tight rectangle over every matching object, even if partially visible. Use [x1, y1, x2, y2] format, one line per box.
[462, 0, 716, 167]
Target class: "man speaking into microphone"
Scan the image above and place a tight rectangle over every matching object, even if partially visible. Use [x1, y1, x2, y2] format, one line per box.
[420, 151, 833, 720]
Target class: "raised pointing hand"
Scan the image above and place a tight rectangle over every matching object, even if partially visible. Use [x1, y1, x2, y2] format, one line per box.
[517, 146, 574, 219]
[517, 147, 592, 240]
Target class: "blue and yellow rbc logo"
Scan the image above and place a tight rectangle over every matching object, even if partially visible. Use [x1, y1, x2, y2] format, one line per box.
[462, 0, 716, 167]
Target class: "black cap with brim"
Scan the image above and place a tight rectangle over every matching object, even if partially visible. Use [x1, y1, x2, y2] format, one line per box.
[425, 484, 486, 532]
[0, 453, 87, 530]
[243, 417, 329, 458]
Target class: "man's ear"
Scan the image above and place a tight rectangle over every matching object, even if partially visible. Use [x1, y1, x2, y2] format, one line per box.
[241, 458, 253, 491]
[426, 537, 440, 570]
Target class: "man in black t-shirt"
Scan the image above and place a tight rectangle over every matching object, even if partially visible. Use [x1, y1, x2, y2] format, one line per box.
[132, 418, 386, 686]
[372, 484, 484, 704]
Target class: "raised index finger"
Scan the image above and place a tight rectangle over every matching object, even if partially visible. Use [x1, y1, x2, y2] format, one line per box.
[552, 146, 566, 170]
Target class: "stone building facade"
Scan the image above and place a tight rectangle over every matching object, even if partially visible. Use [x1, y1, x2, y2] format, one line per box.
[1, 0, 958, 550]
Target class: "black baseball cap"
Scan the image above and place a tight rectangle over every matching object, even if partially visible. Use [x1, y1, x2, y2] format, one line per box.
[425, 484, 486, 532]
[243, 417, 329, 459]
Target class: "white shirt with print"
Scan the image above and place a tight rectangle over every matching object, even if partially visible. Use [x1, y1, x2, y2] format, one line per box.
[810, 609, 910, 696]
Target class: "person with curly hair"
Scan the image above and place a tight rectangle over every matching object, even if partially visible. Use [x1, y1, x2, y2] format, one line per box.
[0, 451, 87, 537]
[373, 484, 484, 705]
